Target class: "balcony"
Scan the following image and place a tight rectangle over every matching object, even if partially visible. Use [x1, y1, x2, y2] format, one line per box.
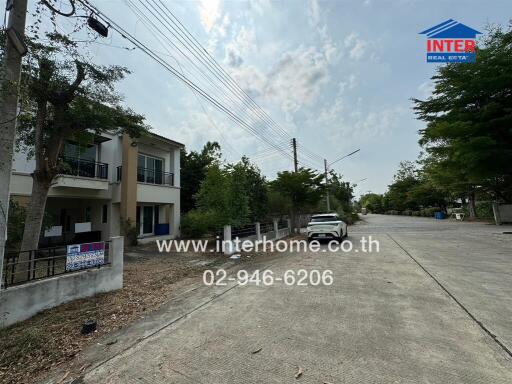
[59, 156, 109, 180]
[52, 157, 109, 191]
[116, 166, 174, 186]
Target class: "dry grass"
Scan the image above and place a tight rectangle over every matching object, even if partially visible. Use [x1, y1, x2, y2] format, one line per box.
[0, 247, 225, 384]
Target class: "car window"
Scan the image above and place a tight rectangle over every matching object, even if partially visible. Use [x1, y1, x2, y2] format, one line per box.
[311, 216, 339, 222]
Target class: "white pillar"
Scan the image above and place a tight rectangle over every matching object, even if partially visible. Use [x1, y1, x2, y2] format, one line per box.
[110, 236, 124, 290]
[223, 225, 233, 255]
[255, 222, 261, 241]
[273, 219, 279, 239]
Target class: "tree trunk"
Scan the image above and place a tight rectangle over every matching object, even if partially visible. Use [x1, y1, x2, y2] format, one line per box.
[290, 209, 297, 234]
[14, 172, 51, 282]
[468, 189, 477, 219]
[20, 174, 51, 252]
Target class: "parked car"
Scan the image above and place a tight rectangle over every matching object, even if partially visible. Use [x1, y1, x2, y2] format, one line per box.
[306, 213, 348, 242]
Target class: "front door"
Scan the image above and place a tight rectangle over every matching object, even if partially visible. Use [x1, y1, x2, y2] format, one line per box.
[142, 206, 154, 235]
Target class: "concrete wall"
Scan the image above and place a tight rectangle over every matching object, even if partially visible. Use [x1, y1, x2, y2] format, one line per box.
[494, 203, 512, 224]
[0, 237, 124, 328]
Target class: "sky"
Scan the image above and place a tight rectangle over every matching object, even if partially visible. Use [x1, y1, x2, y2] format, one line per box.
[13, 0, 512, 196]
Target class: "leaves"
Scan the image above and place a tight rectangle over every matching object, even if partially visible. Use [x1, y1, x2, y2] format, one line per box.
[413, 23, 512, 202]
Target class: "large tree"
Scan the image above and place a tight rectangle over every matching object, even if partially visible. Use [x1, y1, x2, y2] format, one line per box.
[270, 168, 324, 231]
[16, 33, 147, 252]
[413, 24, 512, 216]
[180, 141, 221, 213]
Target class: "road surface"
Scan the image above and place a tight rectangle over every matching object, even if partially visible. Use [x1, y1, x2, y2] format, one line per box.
[62, 215, 512, 383]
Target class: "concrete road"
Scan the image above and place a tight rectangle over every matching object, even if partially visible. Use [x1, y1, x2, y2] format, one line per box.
[77, 215, 512, 383]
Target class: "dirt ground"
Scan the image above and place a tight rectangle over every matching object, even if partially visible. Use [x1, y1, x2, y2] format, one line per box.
[0, 241, 277, 384]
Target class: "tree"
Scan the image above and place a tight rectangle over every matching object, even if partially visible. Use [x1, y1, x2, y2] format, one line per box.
[227, 156, 268, 222]
[413, 24, 512, 217]
[180, 141, 221, 213]
[16, 33, 147, 251]
[360, 193, 384, 213]
[327, 171, 354, 213]
[270, 168, 324, 231]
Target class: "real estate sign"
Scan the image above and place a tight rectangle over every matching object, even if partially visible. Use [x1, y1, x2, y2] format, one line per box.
[66, 241, 105, 271]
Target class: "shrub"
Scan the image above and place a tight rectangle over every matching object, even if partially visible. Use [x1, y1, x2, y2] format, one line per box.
[122, 219, 138, 246]
[6, 200, 26, 250]
[181, 210, 219, 238]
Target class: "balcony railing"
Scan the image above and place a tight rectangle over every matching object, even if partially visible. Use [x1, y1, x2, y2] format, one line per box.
[59, 156, 108, 180]
[116, 166, 174, 186]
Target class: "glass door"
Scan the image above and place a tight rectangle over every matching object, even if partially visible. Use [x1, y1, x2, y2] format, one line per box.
[142, 206, 154, 234]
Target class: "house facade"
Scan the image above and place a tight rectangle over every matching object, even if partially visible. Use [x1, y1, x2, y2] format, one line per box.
[9, 132, 183, 246]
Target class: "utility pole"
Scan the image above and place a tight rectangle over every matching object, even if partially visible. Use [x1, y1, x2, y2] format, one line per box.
[292, 138, 298, 172]
[324, 159, 330, 212]
[0, 0, 29, 289]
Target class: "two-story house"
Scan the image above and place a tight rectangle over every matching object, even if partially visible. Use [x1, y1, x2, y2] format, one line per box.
[9, 132, 183, 246]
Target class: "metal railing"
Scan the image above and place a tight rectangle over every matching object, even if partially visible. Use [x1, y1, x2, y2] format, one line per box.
[231, 224, 257, 239]
[278, 219, 288, 229]
[260, 222, 274, 234]
[2, 242, 111, 288]
[59, 156, 108, 180]
[116, 166, 174, 186]
[137, 167, 174, 186]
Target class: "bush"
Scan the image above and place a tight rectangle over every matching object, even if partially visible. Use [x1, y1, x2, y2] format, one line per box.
[6, 200, 26, 250]
[122, 219, 138, 246]
[181, 210, 219, 238]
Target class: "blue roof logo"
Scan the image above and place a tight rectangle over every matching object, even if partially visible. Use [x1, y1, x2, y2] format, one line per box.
[419, 20, 481, 63]
[419, 19, 481, 39]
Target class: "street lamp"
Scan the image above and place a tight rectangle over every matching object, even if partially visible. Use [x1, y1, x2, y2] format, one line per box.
[324, 149, 360, 211]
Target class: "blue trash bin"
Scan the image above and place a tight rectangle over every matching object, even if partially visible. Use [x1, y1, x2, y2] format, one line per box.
[434, 212, 445, 220]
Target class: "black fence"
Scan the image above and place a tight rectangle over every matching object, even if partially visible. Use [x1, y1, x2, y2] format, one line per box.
[231, 224, 257, 239]
[278, 219, 288, 229]
[116, 166, 174, 186]
[59, 156, 108, 180]
[260, 222, 274, 234]
[2, 242, 111, 288]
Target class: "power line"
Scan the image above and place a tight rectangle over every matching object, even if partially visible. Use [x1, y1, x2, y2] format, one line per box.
[76, 0, 297, 163]
[150, 0, 291, 141]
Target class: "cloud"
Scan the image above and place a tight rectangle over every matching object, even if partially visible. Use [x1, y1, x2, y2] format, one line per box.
[264, 45, 331, 113]
[307, 0, 320, 27]
[198, 0, 222, 32]
[417, 81, 434, 99]
[224, 26, 256, 68]
[206, 13, 231, 53]
[344, 32, 368, 60]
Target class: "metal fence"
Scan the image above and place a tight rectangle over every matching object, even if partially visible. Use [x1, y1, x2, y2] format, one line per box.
[2, 242, 111, 288]
[231, 224, 257, 239]
[277, 219, 288, 229]
[260, 222, 274, 234]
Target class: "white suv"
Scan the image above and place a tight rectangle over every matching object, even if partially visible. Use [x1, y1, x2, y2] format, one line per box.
[306, 213, 348, 242]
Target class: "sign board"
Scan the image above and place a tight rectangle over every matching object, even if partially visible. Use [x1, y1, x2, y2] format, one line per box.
[66, 242, 105, 271]
[44, 225, 62, 237]
[75, 222, 92, 233]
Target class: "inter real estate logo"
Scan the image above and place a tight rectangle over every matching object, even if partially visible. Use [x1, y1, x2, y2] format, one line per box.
[419, 19, 481, 63]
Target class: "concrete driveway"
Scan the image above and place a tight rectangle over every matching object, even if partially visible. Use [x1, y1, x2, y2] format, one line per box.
[72, 215, 512, 383]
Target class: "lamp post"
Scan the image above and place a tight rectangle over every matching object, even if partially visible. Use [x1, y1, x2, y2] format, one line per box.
[324, 149, 360, 212]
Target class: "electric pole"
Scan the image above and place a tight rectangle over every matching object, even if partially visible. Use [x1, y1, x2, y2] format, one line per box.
[292, 138, 298, 172]
[324, 159, 330, 212]
[0, 0, 29, 289]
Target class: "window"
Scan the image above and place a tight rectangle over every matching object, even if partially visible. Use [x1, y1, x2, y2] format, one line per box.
[102, 205, 108, 224]
[137, 154, 164, 184]
[85, 207, 91, 222]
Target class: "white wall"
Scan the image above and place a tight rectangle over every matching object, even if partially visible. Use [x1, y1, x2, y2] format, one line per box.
[0, 237, 124, 328]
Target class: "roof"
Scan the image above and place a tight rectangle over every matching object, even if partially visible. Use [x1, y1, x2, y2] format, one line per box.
[146, 131, 185, 148]
[311, 213, 338, 217]
[419, 19, 481, 39]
